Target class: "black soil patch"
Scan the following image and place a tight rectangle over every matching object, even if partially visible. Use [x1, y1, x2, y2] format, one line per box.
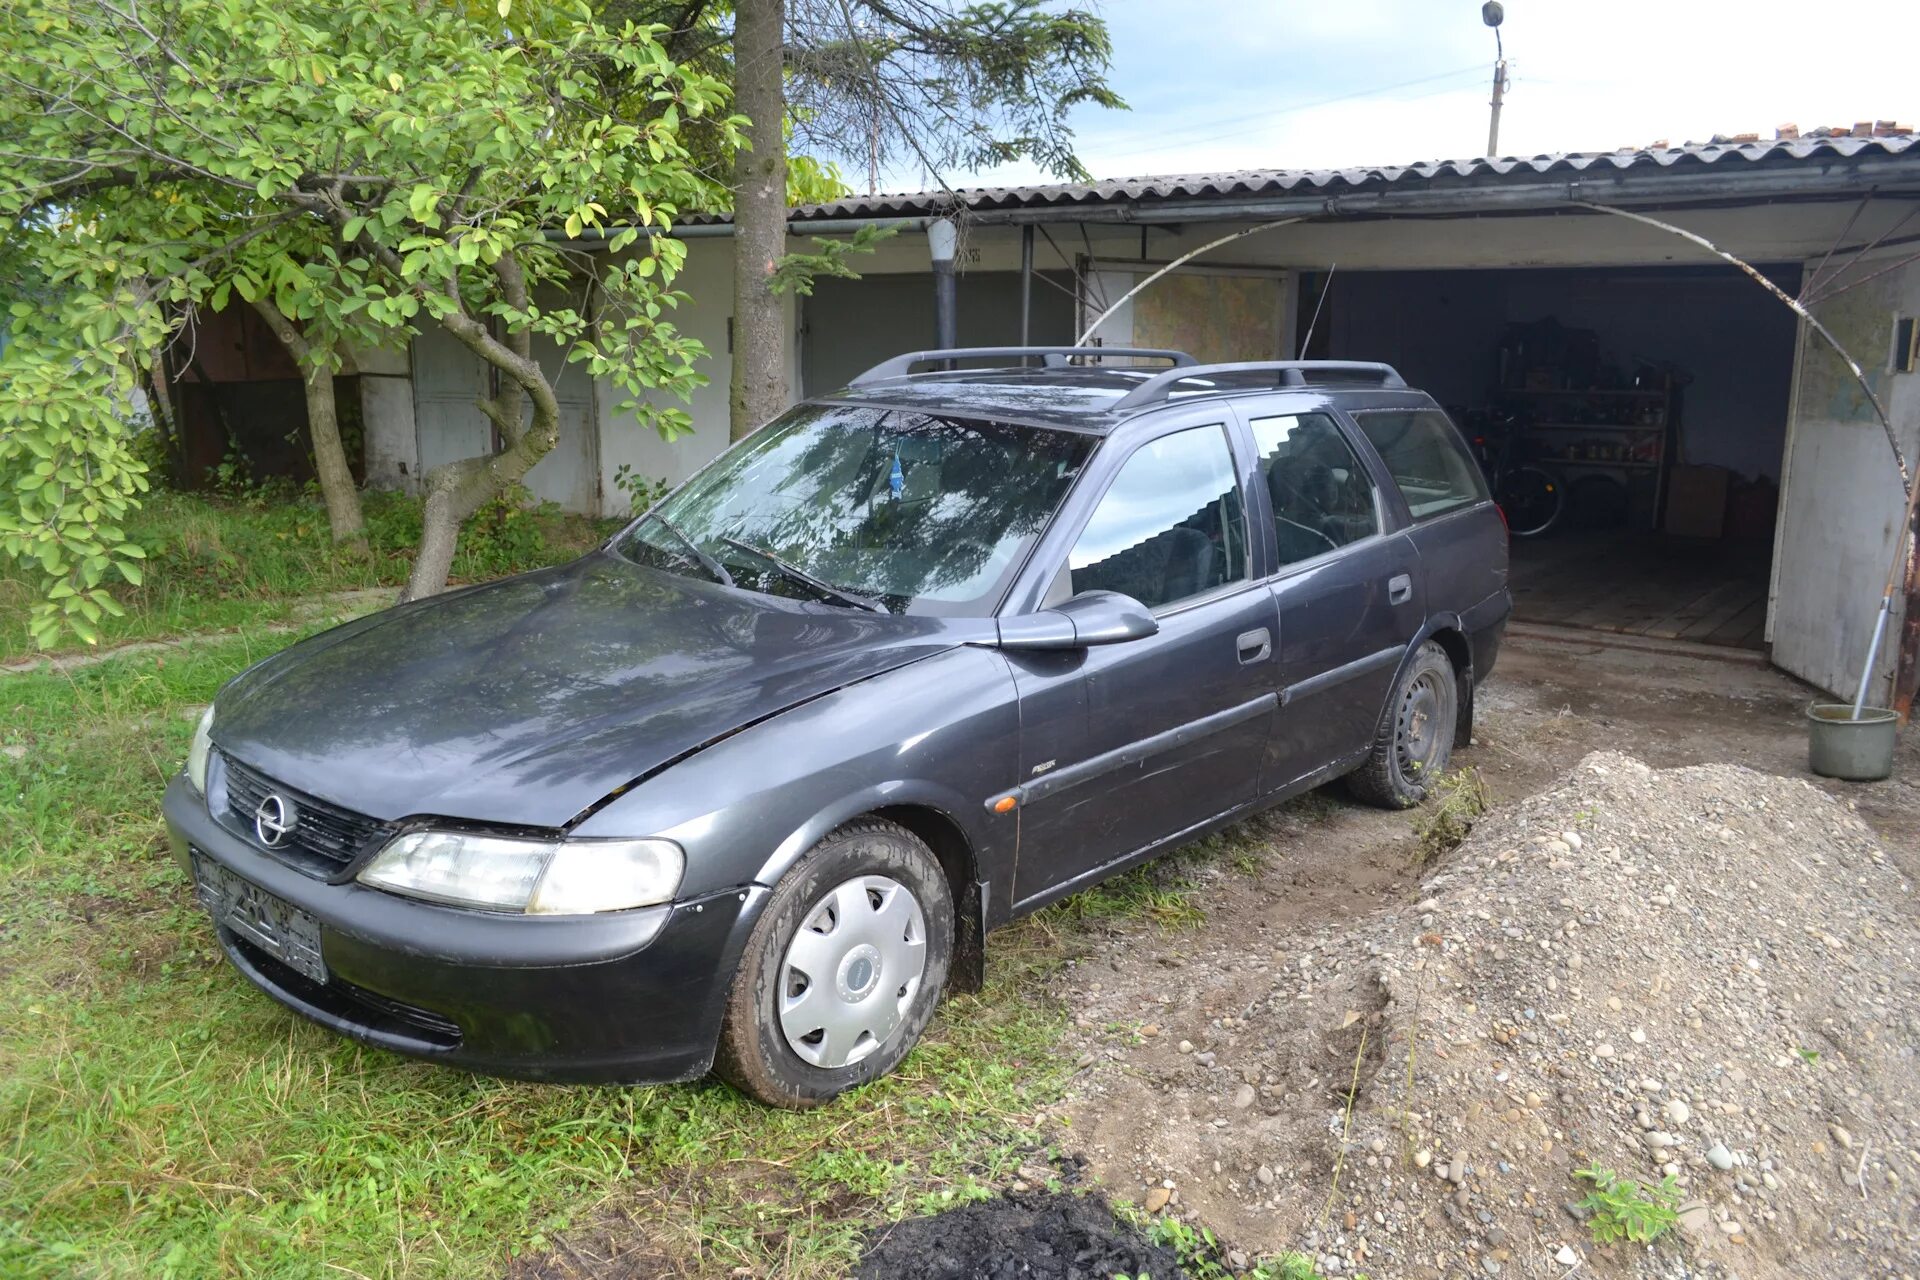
[855, 1191, 1187, 1280]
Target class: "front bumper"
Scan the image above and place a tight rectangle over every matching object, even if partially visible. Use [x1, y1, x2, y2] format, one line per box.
[162, 775, 764, 1084]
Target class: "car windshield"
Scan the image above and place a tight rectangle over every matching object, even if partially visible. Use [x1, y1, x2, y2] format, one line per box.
[612, 404, 1095, 615]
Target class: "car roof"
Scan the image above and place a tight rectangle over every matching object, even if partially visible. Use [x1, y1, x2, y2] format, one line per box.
[818, 349, 1429, 434]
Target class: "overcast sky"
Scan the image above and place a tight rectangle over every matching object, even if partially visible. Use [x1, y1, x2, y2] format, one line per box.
[902, 0, 1918, 192]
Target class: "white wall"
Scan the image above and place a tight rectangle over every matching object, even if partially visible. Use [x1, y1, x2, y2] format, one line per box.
[596, 237, 800, 514]
[1770, 249, 1920, 702]
[360, 375, 419, 492]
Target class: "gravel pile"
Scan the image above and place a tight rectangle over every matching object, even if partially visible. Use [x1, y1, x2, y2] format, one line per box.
[1054, 752, 1920, 1279]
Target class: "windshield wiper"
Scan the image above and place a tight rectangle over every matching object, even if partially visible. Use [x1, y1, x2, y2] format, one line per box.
[646, 512, 733, 587]
[720, 536, 885, 613]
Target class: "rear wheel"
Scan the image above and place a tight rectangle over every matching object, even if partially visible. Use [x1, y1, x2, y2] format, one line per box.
[715, 819, 952, 1108]
[1347, 642, 1459, 809]
[1497, 465, 1563, 538]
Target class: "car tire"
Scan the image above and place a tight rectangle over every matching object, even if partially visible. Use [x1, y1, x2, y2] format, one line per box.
[1346, 641, 1459, 810]
[715, 819, 953, 1108]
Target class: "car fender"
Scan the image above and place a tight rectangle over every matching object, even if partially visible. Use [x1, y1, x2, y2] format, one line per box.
[1384, 610, 1476, 747]
[570, 644, 1022, 906]
[743, 777, 988, 893]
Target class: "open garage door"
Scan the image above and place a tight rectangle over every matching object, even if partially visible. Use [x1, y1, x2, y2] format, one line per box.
[1315, 265, 1798, 652]
[1769, 253, 1920, 704]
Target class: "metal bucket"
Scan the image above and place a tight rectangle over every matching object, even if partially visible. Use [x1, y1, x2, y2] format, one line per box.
[1806, 703, 1899, 782]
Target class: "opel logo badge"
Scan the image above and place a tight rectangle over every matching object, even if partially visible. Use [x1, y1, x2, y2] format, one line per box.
[254, 794, 296, 848]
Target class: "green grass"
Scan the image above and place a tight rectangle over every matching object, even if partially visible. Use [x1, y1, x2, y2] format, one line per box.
[1410, 766, 1490, 865]
[1115, 1204, 1352, 1280]
[0, 488, 616, 663]
[0, 631, 1188, 1279]
[0, 503, 1329, 1277]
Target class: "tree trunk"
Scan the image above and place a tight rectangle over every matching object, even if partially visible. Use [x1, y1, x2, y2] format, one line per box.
[399, 256, 560, 602]
[250, 299, 366, 548]
[144, 362, 185, 485]
[728, 0, 788, 442]
[403, 453, 497, 603]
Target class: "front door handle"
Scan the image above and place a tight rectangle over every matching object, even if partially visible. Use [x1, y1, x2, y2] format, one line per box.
[1387, 573, 1413, 606]
[1236, 627, 1273, 665]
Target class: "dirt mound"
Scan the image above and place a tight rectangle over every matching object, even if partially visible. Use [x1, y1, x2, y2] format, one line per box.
[854, 1191, 1187, 1280]
[1055, 752, 1920, 1278]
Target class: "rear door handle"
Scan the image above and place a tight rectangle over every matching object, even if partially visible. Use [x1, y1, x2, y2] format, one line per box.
[1236, 627, 1272, 665]
[1387, 573, 1413, 606]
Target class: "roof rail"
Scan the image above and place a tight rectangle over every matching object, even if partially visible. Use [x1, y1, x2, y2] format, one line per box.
[1108, 360, 1407, 412]
[849, 346, 1195, 388]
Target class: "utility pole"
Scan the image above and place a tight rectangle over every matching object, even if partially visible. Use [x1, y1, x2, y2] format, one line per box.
[1483, 2, 1508, 158]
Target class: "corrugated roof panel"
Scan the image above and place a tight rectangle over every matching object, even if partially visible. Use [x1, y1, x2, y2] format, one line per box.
[679, 135, 1919, 225]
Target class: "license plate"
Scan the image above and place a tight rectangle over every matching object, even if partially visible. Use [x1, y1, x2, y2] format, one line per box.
[191, 851, 328, 984]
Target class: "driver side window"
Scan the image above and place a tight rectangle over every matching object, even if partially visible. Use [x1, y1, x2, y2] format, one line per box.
[1251, 413, 1382, 570]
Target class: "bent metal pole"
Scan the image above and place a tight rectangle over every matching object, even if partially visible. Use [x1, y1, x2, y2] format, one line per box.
[1578, 201, 1915, 721]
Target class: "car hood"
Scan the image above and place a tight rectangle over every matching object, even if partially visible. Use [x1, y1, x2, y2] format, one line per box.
[212, 552, 982, 828]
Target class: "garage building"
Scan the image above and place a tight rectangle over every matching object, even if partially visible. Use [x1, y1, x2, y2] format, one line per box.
[352, 128, 1920, 712]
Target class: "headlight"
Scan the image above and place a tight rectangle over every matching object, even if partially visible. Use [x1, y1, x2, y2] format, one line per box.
[356, 832, 684, 915]
[185, 706, 215, 795]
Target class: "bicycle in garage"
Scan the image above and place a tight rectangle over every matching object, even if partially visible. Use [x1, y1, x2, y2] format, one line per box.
[1462, 406, 1565, 538]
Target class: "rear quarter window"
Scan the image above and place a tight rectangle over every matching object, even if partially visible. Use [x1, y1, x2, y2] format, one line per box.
[1353, 409, 1489, 521]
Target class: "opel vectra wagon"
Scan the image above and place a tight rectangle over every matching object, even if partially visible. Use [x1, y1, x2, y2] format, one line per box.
[164, 348, 1510, 1107]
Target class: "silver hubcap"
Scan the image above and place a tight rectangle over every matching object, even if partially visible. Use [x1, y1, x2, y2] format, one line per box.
[778, 875, 927, 1069]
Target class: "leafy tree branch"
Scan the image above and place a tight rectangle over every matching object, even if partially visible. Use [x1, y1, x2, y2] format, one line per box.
[1, 0, 741, 642]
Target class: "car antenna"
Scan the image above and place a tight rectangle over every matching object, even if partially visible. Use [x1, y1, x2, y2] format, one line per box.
[1298, 263, 1336, 357]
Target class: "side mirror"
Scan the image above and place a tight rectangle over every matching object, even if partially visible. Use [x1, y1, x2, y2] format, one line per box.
[995, 591, 1158, 650]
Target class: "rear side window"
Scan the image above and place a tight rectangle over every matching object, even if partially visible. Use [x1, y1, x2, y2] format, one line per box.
[1250, 413, 1382, 568]
[1069, 425, 1249, 610]
[1354, 409, 1489, 520]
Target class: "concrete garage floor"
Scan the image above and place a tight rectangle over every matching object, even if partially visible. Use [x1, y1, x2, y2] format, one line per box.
[1508, 531, 1774, 650]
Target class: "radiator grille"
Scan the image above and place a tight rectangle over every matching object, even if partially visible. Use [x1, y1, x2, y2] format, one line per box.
[222, 753, 393, 874]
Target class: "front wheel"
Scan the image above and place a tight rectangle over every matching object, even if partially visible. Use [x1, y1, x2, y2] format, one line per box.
[715, 819, 952, 1108]
[1346, 642, 1459, 809]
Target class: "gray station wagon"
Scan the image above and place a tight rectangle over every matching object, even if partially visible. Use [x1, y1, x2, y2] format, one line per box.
[163, 347, 1510, 1107]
